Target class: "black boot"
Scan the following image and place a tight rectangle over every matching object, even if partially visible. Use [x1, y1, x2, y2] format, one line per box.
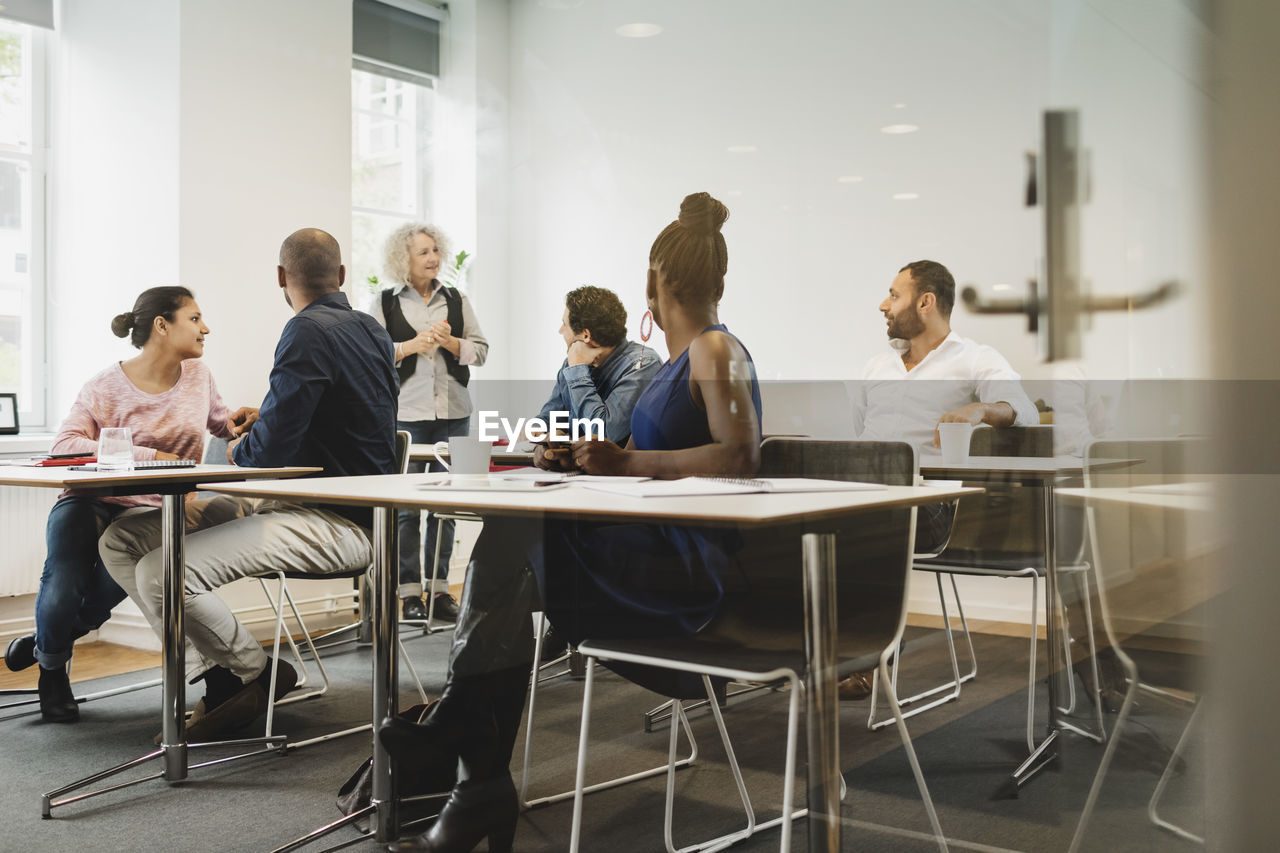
[38, 665, 79, 723]
[386, 770, 517, 853]
[383, 667, 529, 853]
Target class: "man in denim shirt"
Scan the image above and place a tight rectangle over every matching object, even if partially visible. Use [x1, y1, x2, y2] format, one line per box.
[533, 285, 659, 470]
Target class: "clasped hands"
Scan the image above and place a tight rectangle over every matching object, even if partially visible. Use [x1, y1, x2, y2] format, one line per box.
[403, 320, 456, 358]
[534, 437, 628, 475]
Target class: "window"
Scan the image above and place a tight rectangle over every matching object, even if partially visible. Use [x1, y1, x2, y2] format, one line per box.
[351, 67, 437, 297]
[351, 0, 443, 301]
[0, 19, 46, 427]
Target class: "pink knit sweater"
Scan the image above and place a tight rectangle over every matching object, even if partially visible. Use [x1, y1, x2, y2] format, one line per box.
[51, 360, 236, 507]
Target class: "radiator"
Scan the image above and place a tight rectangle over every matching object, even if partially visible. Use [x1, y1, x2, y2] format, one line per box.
[0, 486, 58, 596]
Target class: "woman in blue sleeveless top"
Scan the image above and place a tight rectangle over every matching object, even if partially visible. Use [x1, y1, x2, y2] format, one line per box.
[379, 192, 761, 853]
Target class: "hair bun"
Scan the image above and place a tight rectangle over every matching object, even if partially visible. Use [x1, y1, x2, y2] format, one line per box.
[110, 312, 135, 338]
[677, 192, 729, 237]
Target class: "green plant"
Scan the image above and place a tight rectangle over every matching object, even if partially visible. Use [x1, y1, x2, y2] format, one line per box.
[440, 250, 472, 288]
[365, 273, 381, 294]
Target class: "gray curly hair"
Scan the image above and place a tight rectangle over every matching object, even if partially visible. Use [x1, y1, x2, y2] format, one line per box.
[382, 222, 451, 287]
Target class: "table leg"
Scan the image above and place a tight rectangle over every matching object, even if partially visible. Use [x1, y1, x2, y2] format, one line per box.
[371, 505, 400, 842]
[160, 491, 188, 778]
[42, 489, 286, 818]
[1006, 481, 1063, 792]
[802, 531, 841, 852]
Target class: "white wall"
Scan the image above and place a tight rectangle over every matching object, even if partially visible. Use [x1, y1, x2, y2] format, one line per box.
[178, 0, 352, 408]
[49, 0, 180, 419]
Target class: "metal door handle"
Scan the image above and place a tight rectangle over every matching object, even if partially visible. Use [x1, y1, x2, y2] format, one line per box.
[961, 279, 1180, 328]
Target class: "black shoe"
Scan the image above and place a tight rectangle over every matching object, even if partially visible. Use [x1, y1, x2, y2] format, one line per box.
[430, 593, 459, 622]
[402, 597, 428, 621]
[539, 625, 568, 662]
[257, 657, 300, 703]
[5, 632, 36, 672]
[386, 773, 517, 853]
[1075, 649, 1128, 713]
[38, 666, 80, 723]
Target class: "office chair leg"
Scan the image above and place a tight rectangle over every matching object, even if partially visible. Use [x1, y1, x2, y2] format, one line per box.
[1148, 699, 1204, 844]
[879, 652, 949, 853]
[1024, 574, 1041, 754]
[660, 678, 756, 853]
[868, 574, 976, 731]
[1068, 648, 1141, 853]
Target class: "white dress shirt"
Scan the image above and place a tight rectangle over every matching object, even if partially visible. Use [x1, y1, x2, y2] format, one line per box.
[851, 330, 1039, 457]
[363, 282, 489, 421]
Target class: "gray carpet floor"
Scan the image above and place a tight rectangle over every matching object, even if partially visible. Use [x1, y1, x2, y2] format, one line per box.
[0, 625, 1206, 852]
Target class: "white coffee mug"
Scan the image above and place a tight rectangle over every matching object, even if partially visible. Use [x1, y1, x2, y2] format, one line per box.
[97, 427, 135, 472]
[432, 435, 492, 480]
[937, 422, 973, 465]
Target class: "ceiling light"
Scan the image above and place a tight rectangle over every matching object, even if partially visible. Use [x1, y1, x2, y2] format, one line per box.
[836, 175, 863, 184]
[992, 283, 1013, 291]
[881, 124, 919, 134]
[892, 192, 919, 200]
[616, 23, 662, 38]
[726, 145, 757, 154]
[893, 103, 907, 109]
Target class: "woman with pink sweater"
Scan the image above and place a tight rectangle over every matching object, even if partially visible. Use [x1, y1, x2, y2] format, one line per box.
[3, 286, 254, 723]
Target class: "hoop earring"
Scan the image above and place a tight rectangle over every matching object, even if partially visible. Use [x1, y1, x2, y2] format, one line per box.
[639, 310, 653, 342]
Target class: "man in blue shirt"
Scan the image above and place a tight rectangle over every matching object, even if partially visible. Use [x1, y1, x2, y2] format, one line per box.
[102, 228, 398, 740]
[532, 285, 660, 471]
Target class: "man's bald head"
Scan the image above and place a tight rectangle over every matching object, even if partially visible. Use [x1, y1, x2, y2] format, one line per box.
[279, 228, 344, 295]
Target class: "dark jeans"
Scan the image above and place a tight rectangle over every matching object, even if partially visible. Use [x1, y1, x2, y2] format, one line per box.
[34, 497, 129, 668]
[397, 416, 471, 597]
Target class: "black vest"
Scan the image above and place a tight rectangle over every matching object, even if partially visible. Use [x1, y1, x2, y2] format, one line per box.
[382, 284, 470, 388]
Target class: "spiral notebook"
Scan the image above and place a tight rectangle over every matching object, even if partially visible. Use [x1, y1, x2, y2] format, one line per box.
[580, 476, 886, 498]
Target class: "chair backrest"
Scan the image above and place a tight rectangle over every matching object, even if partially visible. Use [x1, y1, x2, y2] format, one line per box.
[203, 435, 230, 464]
[940, 425, 1055, 563]
[395, 429, 412, 474]
[708, 438, 918, 662]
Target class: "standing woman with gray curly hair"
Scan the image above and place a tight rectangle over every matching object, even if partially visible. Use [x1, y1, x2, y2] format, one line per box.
[363, 223, 489, 623]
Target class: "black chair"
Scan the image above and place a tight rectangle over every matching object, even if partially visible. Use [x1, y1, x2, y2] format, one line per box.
[879, 425, 1101, 747]
[568, 439, 947, 852]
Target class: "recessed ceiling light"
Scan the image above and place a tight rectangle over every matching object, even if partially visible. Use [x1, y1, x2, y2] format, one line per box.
[726, 145, 757, 154]
[992, 283, 1013, 291]
[836, 175, 864, 184]
[893, 103, 907, 109]
[881, 124, 919, 134]
[616, 22, 662, 38]
[892, 192, 919, 200]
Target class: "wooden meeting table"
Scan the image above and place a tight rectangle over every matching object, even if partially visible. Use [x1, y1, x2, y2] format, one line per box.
[0, 463, 319, 817]
[205, 472, 978, 852]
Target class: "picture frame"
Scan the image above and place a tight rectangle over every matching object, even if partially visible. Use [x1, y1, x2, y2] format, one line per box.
[0, 393, 18, 434]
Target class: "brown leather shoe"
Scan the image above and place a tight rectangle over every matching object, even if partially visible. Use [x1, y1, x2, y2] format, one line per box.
[838, 670, 874, 700]
[185, 682, 269, 742]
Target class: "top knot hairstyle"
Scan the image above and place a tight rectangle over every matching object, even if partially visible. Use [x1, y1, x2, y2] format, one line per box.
[111, 286, 195, 349]
[649, 192, 729, 307]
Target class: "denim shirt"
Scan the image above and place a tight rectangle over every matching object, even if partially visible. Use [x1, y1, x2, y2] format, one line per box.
[536, 339, 661, 445]
[234, 291, 399, 525]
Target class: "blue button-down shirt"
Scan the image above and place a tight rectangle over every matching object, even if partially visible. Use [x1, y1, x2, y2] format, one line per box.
[536, 339, 661, 445]
[234, 291, 398, 526]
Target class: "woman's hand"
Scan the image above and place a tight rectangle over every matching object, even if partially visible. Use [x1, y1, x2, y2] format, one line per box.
[402, 328, 438, 359]
[571, 438, 630, 475]
[154, 450, 181, 461]
[429, 320, 460, 357]
[534, 443, 576, 472]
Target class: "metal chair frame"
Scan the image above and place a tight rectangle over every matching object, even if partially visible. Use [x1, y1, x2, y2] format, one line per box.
[568, 438, 947, 853]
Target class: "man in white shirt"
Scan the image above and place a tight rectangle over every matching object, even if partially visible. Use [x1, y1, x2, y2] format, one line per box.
[852, 259, 1039, 456]
[843, 259, 1039, 699]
